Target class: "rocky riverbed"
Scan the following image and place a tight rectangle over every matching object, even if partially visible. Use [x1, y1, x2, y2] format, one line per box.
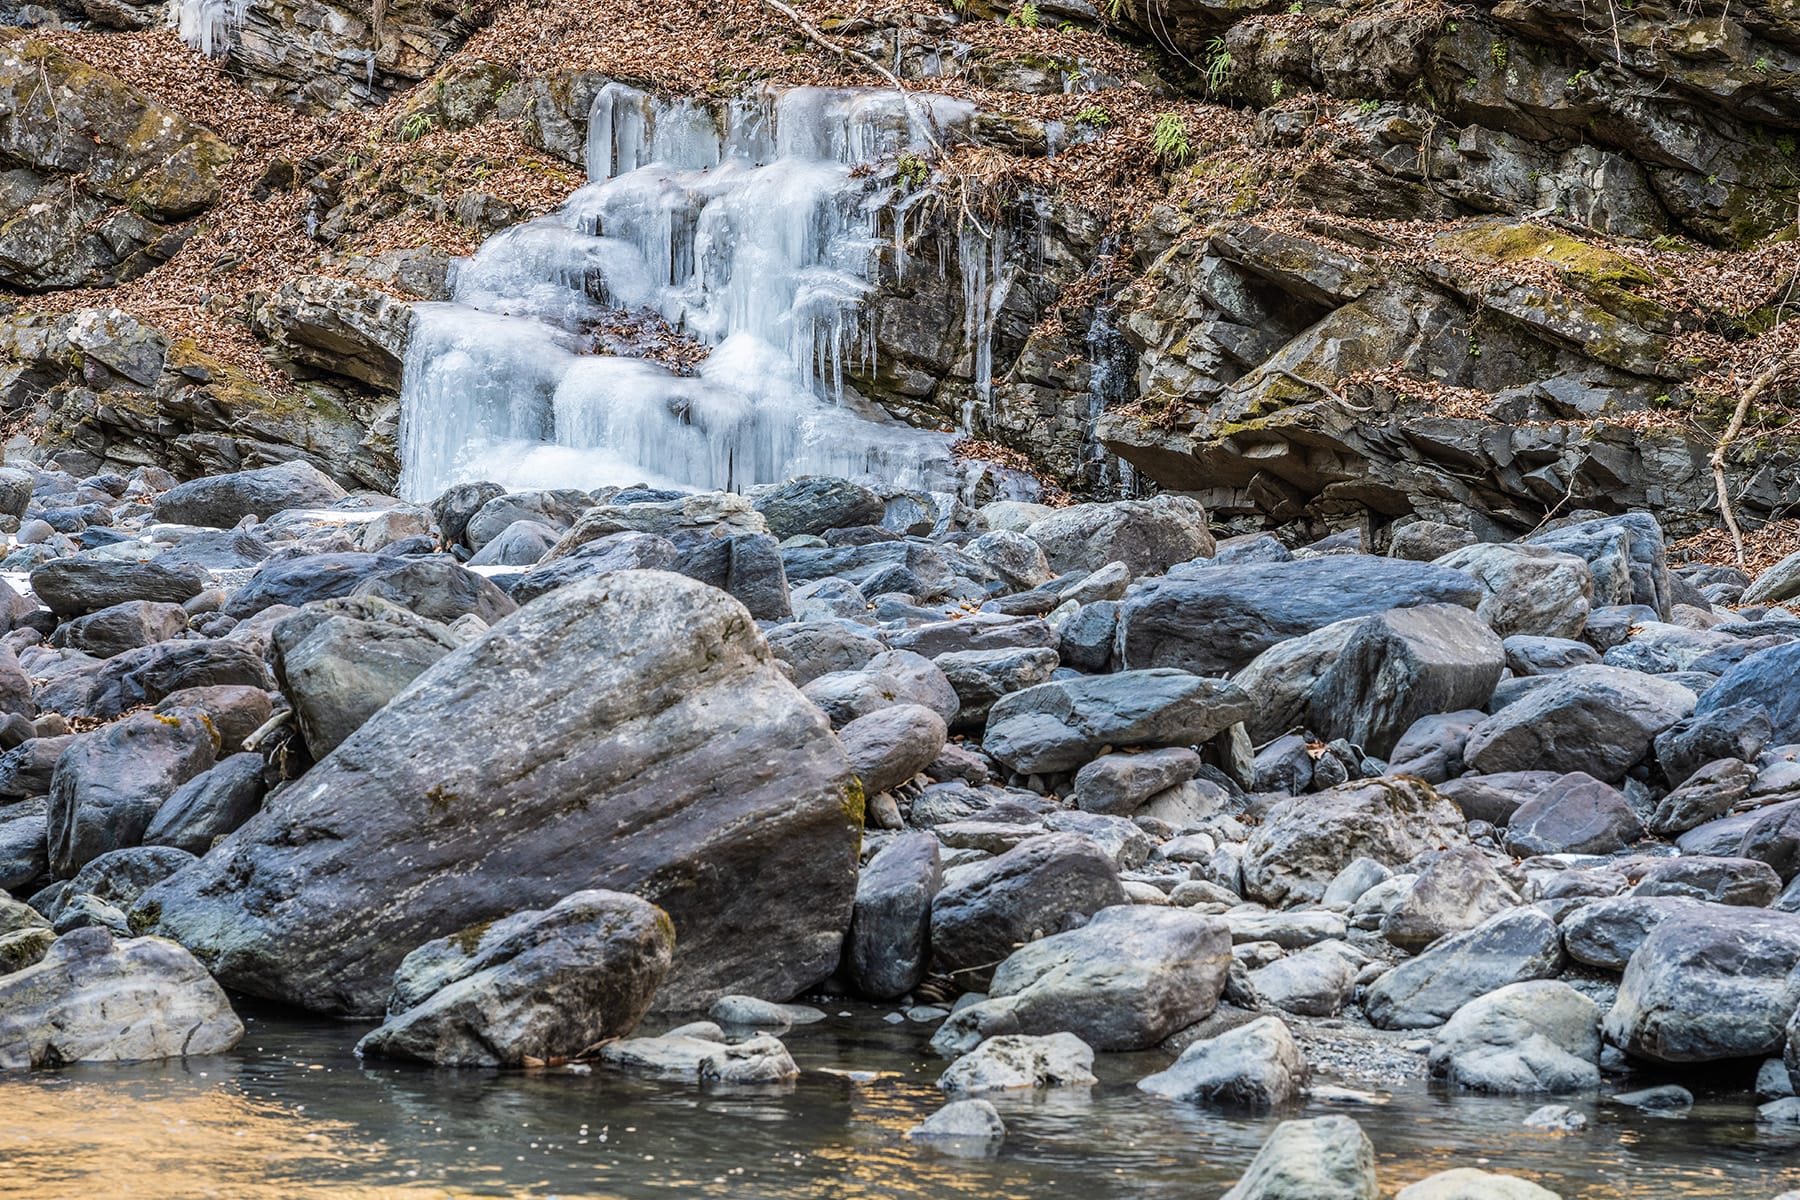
[1, 459, 1799, 1196]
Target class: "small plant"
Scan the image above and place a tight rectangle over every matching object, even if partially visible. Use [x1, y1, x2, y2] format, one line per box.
[399, 110, 436, 142]
[1203, 35, 1233, 95]
[896, 152, 930, 189]
[1060, 20, 1075, 31]
[1490, 40, 1507, 69]
[1150, 112, 1193, 166]
[1356, 97, 1379, 114]
[1467, 334, 1482, 359]
[1287, 0, 1302, 11]
[1566, 68, 1590, 89]
[1755, 56, 1772, 74]
[1445, 18, 1458, 30]
[1269, 79, 1284, 101]
[1075, 104, 1113, 126]
[1778, 133, 1797, 157]
[1108, 0, 1124, 18]
[1005, 1, 1040, 27]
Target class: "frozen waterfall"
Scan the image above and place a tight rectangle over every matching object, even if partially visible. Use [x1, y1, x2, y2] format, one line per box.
[397, 83, 983, 501]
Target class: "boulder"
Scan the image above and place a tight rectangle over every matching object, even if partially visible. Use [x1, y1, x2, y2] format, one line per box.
[1242, 778, 1466, 906]
[1072, 747, 1201, 816]
[35, 639, 271, 721]
[142, 753, 266, 855]
[1116, 557, 1482, 676]
[355, 890, 672, 1066]
[1504, 772, 1645, 856]
[801, 650, 959, 726]
[837, 704, 947, 796]
[1462, 665, 1695, 780]
[1380, 847, 1522, 953]
[932, 646, 1061, 729]
[1526, 513, 1670, 618]
[1434, 543, 1593, 639]
[1742, 549, 1800, 605]
[1427, 980, 1601, 1094]
[1502, 635, 1600, 675]
[672, 534, 791, 622]
[1247, 943, 1360, 1016]
[845, 832, 940, 1001]
[1308, 604, 1505, 756]
[929, 833, 1126, 990]
[1694, 642, 1800, 745]
[47, 708, 217, 877]
[268, 595, 462, 759]
[29, 555, 207, 617]
[154, 461, 347, 527]
[462, 491, 586, 552]
[1648, 758, 1756, 835]
[1602, 906, 1800, 1063]
[600, 1028, 799, 1082]
[906, 1098, 1005, 1143]
[1022, 495, 1214, 575]
[753, 476, 884, 539]
[764, 621, 883, 687]
[1630, 856, 1782, 907]
[510, 531, 679, 604]
[966, 529, 1053, 591]
[0, 927, 242, 1069]
[1386, 710, 1486, 784]
[1363, 908, 1564, 1030]
[982, 670, 1255, 775]
[50, 600, 188, 658]
[1560, 895, 1706, 971]
[1137, 1015, 1309, 1109]
[139, 572, 860, 1016]
[1396, 1170, 1561, 1200]
[1654, 701, 1771, 786]
[1220, 1116, 1379, 1200]
[937, 1032, 1098, 1093]
[935, 906, 1232, 1052]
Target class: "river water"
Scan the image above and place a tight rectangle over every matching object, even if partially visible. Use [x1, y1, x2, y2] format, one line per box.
[1, 1003, 1795, 1199]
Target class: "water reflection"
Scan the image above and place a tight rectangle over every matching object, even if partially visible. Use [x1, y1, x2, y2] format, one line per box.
[0, 1005, 1795, 1199]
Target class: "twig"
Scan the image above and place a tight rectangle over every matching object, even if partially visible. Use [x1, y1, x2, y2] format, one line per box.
[1264, 368, 1374, 412]
[1709, 349, 1799, 567]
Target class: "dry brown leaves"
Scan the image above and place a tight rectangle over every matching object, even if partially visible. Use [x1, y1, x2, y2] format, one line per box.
[1671, 518, 1800, 572]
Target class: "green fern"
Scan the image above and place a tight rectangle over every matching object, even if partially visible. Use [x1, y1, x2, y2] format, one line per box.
[1203, 36, 1233, 95]
[1150, 113, 1193, 166]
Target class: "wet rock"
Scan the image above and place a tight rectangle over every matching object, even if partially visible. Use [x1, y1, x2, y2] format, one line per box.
[1219, 1115, 1378, 1200]
[153, 461, 346, 528]
[1072, 747, 1201, 816]
[600, 1028, 799, 1082]
[1560, 895, 1706, 971]
[1603, 906, 1800, 1063]
[906, 1098, 1005, 1143]
[982, 670, 1254, 775]
[1523, 1104, 1587, 1133]
[932, 646, 1060, 729]
[1630, 856, 1781, 907]
[1462, 665, 1696, 780]
[929, 833, 1126, 990]
[1381, 846, 1522, 953]
[1364, 908, 1564, 1030]
[142, 753, 265, 856]
[1138, 1015, 1309, 1109]
[1117, 557, 1482, 676]
[356, 890, 672, 1067]
[269, 595, 462, 759]
[140, 571, 860, 1016]
[1242, 778, 1466, 906]
[47, 708, 216, 877]
[50, 600, 189, 658]
[1611, 1084, 1693, 1111]
[1428, 980, 1601, 1094]
[1396, 1169, 1561, 1199]
[1504, 772, 1645, 856]
[1023, 496, 1214, 575]
[937, 1032, 1098, 1093]
[1434, 543, 1593, 639]
[0, 927, 241, 1069]
[29, 554, 208, 618]
[935, 905, 1232, 1052]
[753, 476, 885, 539]
[846, 832, 940, 1001]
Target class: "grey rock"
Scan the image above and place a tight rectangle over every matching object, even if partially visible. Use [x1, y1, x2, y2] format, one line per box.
[143, 753, 266, 856]
[356, 890, 672, 1066]
[753, 476, 884, 539]
[1504, 772, 1645, 856]
[672, 534, 792, 622]
[35, 639, 271, 722]
[932, 646, 1060, 730]
[1561, 895, 1706, 971]
[50, 600, 188, 658]
[982, 670, 1255, 776]
[1073, 747, 1201, 816]
[838, 704, 947, 796]
[1435, 543, 1594, 639]
[1428, 980, 1601, 1094]
[1386, 710, 1486, 784]
[1381, 847, 1522, 953]
[1602, 906, 1800, 1063]
[1396, 1169, 1562, 1199]
[463, 491, 585, 552]
[930, 833, 1126, 990]
[0, 927, 242, 1069]
[764, 621, 883, 687]
[1363, 908, 1564, 1030]
[29, 555, 207, 618]
[1463, 665, 1696, 780]
[1611, 1084, 1693, 1111]
[1437, 771, 1559, 825]
[966, 530, 1052, 591]
[1654, 702, 1772, 786]
[1526, 513, 1670, 619]
[140, 571, 859, 1016]
[47, 708, 216, 877]
[1219, 1115, 1378, 1200]
[1242, 778, 1466, 906]
[846, 832, 941, 1000]
[1138, 1015, 1309, 1108]
[802, 650, 959, 726]
[153, 461, 346, 528]
[1741, 550, 1800, 605]
[510, 531, 679, 604]
[465, 519, 559, 567]
[1694, 642, 1800, 745]
[1247, 944, 1359, 1017]
[1630, 856, 1781, 906]
[937, 1032, 1097, 1093]
[1502, 636, 1600, 675]
[1648, 758, 1756, 835]
[906, 1098, 1005, 1142]
[1023, 495, 1213, 576]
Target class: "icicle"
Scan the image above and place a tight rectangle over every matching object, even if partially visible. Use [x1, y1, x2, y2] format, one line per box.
[169, 0, 249, 57]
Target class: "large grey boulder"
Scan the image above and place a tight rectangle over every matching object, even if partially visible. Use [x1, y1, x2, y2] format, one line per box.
[1380, 846, 1521, 953]
[1242, 778, 1466, 906]
[1116, 557, 1482, 676]
[1695, 642, 1800, 745]
[1560, 895, 1706, 970]
[1648, 758, 1756, 835]
[1603, 906, 1800, 1063]
[1504, 772, 1645, 856]
[47, 708, 217, 877]
[50, 600, 188, 658]
[1022, 495, 1213, 575]
[1072, 747, 1201, 815]
[1433, 543, 1593, 639]
[143, 753, 266, 855]
[1307, 604, 1504, 757]
[268, 595, 463, 759]
[1526, 512, 1670, 618]
[0, 927, 242, 1069]
[932, 646, 1060, 730]
[29, 554, 207, 617]
[1462, 666, 1695, 780]
[937, 1032, 1097, 1093]
[510, 531, 679, 604]
[138, 571, 860, 1016]
[355, 890, 672, 1066]
[600, 1028, 799, 1083]
[845, 832, 940, 1001]
[1396, 1170, 1561, 1200]
[1220, 1116, 1379, 1200]
[1363, 908, 1565, 1030]
[1427, 980, 1601, 1094]
[934, 905, 1232, 1052]
[836, 704, 946, 796]
[982, 670, 1254, 775]
[153, 460, 346, 527]
[801, 650, 959, 726]
[929, 833, 1126, 990]
[1741, 549, 1800, 605]
[765, 621, 884, 687]
[753, 476, 884, 539]
[1137, 1015, 1309, 1109]
[462, 490, 586, 552]
[35, 639, 271, 721]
